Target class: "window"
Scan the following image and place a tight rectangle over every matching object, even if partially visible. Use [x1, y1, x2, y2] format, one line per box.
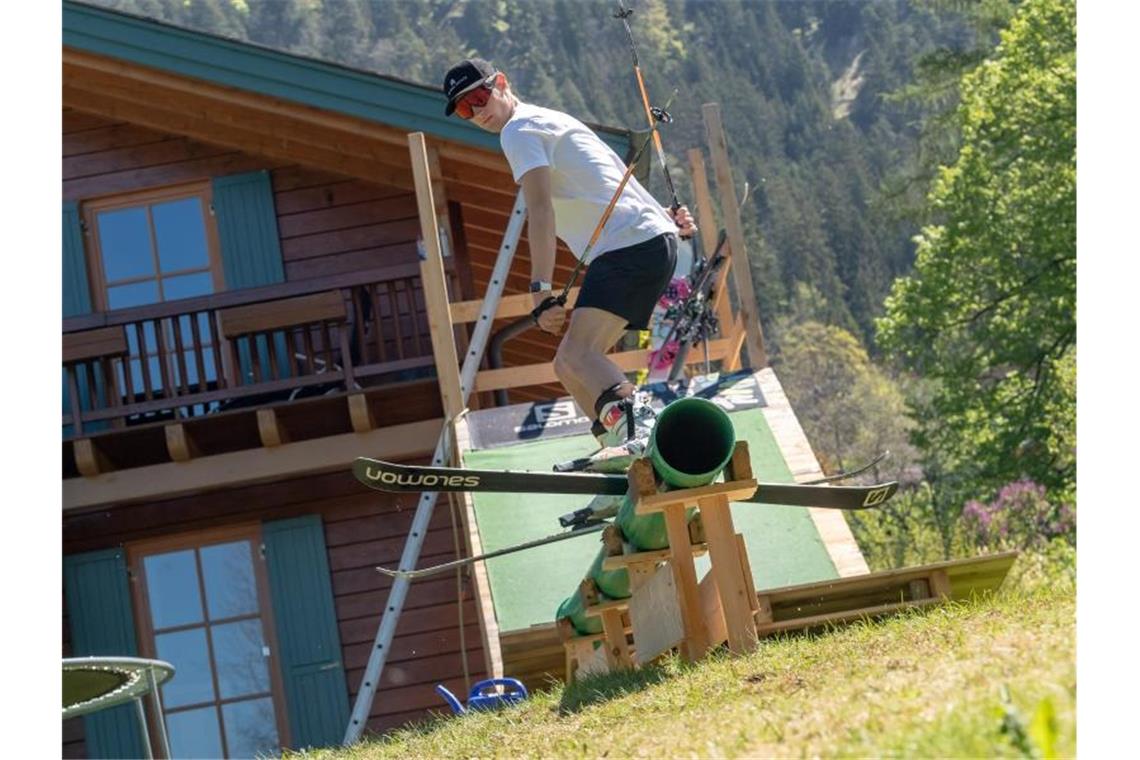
[85, 184, 222, 311]
[83, 185, 224, 401]
[129, 528, 289, 759]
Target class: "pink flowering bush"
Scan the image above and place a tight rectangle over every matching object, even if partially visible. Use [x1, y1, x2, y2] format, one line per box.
[960, 479, 1075, 550]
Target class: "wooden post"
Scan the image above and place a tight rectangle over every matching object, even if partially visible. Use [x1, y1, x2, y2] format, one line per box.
[703, 103, 767, 369]
[409, 132, 464, 420]
[688, 148, 736, 351]
[662, 502, 708, 661]
[698, 494, 758, 654]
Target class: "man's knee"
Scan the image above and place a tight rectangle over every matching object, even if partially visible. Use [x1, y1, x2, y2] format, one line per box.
[553, 340, 581, 383]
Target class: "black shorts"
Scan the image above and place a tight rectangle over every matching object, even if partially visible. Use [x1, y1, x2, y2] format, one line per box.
[574, 233, 678, 330]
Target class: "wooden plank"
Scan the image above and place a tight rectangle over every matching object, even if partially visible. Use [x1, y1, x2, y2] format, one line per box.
[601, 544, 708, 571]
[584, 598, 630, 616]
[473, 337, 737, 393]
[699, 571, 726, 649]
[757, 597, 944, 637]
[347, 393, 375, 433]
[453, 415, 504, 682]
[274, 179, 407, 215]
[62, 418, 442, 510]
[408, 132, 464, 419]
[703, 103, 767, 369]
[599, 608, 633, 671]
[930, 568, 952, 598]
[163, 423, 199, 462]
[280, 217, 421, 261]
[629, 562, 685, 666]
[450, 288, 582, 324]
[635, 479, 758, 514]
[663, 503, 707, 661]
[698, 494, 758, 654]
[276, 195, 418, 239]
[256, 408, 288, 447]
[73, 438, 113, 477]
[63, 121, 170, 157]
[761, 552, 1019, 604]
[62, 326, 128, 364]
[688, 147, 737, 351]
[218, 291, 346, 338]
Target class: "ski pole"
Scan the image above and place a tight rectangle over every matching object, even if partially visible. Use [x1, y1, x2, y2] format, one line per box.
[615, 0, 681, 211]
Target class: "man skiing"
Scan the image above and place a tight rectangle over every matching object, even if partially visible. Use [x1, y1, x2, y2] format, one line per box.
[443, 58, 697, 464]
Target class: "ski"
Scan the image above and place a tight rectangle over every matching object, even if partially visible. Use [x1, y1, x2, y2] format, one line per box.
[354, 457, 898, 510]
[801, 451, 889, 486]
[375, 521, 608, 581]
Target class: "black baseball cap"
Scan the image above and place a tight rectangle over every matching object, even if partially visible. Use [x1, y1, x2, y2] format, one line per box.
[443, 58, 497, 116]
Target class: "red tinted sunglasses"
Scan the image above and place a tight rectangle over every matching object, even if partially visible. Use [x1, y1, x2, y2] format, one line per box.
[454, 77, 496, 120]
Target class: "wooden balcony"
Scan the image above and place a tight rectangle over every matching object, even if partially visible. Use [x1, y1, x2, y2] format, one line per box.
[62, 263, 457, 477]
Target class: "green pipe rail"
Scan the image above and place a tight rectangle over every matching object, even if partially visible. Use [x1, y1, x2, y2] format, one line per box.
[556, 397, 736, 634]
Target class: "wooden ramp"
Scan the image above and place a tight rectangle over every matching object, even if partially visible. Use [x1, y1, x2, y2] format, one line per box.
[500, 551, 1019, 692]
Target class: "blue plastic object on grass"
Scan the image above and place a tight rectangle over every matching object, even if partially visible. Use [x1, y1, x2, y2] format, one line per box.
[435, 677, 529, 715]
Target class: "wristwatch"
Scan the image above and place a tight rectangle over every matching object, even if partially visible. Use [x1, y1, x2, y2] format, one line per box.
[529, 280, 552, 293]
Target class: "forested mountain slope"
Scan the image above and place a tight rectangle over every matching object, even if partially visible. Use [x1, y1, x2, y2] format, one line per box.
[78, 0, 977, 348]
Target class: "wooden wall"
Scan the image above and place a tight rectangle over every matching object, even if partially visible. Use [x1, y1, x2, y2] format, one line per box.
[62, 468, 488, 748]
[63, 108, 424, 286]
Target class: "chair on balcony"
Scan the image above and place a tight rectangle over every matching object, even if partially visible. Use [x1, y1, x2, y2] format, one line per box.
[63, 325, 129, 437]
[215, 290, 359, 411]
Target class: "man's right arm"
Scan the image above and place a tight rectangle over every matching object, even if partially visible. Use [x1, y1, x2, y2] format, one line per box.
[520, 166, 556, 284]
[520, 166, 564, 334]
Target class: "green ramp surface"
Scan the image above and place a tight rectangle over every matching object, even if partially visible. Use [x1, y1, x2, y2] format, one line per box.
[464, 407, 840, 633]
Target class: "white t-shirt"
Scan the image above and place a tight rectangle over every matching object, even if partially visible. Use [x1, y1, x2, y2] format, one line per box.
[500, 101, 675, 263]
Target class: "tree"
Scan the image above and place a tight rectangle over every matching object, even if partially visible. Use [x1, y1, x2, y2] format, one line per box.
[876, 0, 1075, 499]
[772, 288, 917, 484]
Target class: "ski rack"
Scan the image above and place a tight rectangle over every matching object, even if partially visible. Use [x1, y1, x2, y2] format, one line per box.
[560, 441, 764, 679]
[342, 137, 527, 745]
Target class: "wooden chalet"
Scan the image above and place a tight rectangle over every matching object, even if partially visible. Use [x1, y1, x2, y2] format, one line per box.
[60, 1, 776, 757]
[58, 3, 653, 757]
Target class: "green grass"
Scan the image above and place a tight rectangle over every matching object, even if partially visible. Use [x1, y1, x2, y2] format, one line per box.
[302, 552, 1074, 759]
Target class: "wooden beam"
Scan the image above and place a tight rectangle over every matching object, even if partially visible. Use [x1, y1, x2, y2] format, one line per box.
[409, 132, 464, 419]
[450, 288, 581, 324]
[698, 494, 758, 654]
[690, 149, 740, 369]
[62, 326, 128, 364]
[688, 148, 719, 259]
[164, 423, 200, 462]
[453, 415, 504, 681]
[73, 438, 113, 478]
[472, 337, 737, 392]
[347, 393, 376, 433]
[703, 103, 768, 369]
[256, 408, 289, 447]
[217, 291, 346, 338]
[63, 418, 442, 510]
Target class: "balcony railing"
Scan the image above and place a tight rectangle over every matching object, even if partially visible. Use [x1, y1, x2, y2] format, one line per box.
[62, 263, 451, 438]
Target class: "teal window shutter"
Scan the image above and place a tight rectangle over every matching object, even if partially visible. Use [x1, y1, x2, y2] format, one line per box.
[63, 548, 146, 760]
[63, 201, 93, 318]
[263, 515, 350, 749]
[211, 170, 285, 289]
[212, 171, 291, 381]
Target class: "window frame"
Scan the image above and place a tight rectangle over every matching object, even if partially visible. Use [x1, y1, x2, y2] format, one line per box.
[82, 181, 226, 313]
[126, 523, 292, 758]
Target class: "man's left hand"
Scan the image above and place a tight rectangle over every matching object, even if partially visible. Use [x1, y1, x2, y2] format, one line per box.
[670, 205, 697, 239]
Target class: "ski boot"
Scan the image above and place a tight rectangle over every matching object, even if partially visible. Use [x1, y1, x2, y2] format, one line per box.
[557, 492, 624, 529]
[554, 389, 657, 473]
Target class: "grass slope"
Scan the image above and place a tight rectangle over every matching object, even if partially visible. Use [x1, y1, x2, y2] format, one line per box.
[309, 555, 1074, 759]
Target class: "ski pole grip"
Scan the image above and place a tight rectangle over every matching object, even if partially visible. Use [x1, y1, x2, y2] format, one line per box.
[530, 293, 567, 325]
